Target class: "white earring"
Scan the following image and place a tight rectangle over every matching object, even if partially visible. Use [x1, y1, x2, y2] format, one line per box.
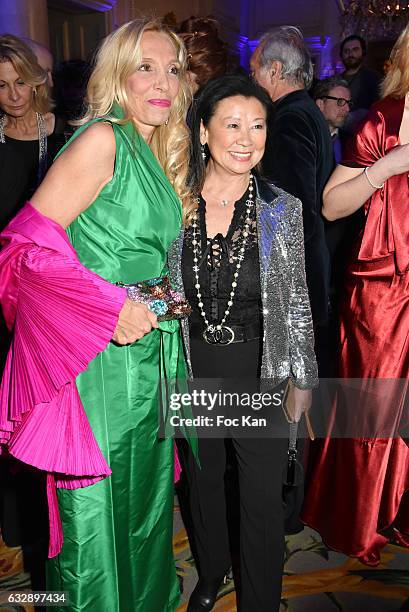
[201, 143, 206, 160]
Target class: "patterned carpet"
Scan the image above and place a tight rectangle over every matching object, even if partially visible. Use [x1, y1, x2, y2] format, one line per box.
[173, 497, 409, 612]
[1, 503, 409, 611]
[0, 541, 33, 611]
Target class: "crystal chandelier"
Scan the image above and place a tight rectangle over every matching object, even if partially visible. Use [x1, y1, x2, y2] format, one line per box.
[379, 2, 409, 16]
[340, 0, 409, 39]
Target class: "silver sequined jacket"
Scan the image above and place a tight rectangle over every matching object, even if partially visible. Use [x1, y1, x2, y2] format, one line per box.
[167, 176, 318, 390]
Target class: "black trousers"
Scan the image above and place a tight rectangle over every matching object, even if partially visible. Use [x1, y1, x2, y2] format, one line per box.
[185, 435, 287, 612]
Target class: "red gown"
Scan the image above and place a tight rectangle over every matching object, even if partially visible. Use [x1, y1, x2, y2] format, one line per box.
[302, 96, 409, 565]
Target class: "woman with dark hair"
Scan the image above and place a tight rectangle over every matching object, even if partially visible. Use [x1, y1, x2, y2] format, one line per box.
[181, 74, 317, 611]
[178, 17, 227, 94]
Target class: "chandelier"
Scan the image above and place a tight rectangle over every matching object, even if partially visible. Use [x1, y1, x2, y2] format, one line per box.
[340, 0, 409, 39]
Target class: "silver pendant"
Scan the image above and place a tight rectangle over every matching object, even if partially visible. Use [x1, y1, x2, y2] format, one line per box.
[203, 325, 235, 345]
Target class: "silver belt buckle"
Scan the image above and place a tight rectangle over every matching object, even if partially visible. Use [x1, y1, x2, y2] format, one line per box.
[202, 325, 235, 345]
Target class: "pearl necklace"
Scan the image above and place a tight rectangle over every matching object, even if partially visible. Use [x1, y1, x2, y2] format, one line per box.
[191, 174, 254, 345]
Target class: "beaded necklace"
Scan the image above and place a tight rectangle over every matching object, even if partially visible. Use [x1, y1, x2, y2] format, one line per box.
[191, 174, 254, 345]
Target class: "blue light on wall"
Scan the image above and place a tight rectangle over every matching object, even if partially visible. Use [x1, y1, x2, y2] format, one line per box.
[248, 39, 260, 53]
[305, 36, 330, 50]
[236, 35, 249, 66]
[236, 37, 260, 67]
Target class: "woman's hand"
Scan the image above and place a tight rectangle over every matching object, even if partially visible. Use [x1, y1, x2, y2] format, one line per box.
[292, 387, 312, 423]
[112, 298, 158, 345]
[380, 143, 409, 179]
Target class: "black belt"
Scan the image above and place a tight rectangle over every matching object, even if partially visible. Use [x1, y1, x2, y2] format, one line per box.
[190, 321, 261, 345]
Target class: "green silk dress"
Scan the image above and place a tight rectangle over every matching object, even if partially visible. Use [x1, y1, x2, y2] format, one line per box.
[46, 112, 184, 611]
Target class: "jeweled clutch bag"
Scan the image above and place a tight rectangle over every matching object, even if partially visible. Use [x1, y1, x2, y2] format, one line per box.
[117, 276, 191, 321]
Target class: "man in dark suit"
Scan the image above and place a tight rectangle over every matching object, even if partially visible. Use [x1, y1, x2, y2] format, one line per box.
[312, 76, 364, 292]
[251, 26, 334, 340]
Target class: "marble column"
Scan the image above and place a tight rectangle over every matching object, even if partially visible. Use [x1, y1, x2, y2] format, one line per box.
[0, 0, 49, 46]
[107, 0, 129, 30]
[321, 0, 343, 76]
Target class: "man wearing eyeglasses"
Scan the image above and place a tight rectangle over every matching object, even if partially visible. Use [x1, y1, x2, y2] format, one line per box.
[312, 76, 352, 163]
[313, 76, 364, 327]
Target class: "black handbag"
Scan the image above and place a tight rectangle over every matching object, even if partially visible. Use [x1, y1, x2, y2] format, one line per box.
[281, 379, 315, 535]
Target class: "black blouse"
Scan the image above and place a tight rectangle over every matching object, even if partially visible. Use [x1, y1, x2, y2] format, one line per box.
[182, 191, 262, 328]
[0, 132, 64, 231]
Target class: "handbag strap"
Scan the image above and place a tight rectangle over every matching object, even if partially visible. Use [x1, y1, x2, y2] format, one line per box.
[285, 421, 300, 487]
[288, 422, 298, 454]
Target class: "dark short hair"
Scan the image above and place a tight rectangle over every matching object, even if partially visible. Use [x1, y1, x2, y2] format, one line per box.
[312, 75, 350, 100]
[188, 74, 272, 194]
[340, 35, 366, 56]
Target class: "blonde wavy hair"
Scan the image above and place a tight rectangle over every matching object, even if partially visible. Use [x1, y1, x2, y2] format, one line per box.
[0, 34, 51, 115]
[80, 18, 195, 224]
[381, 23, 409, 99]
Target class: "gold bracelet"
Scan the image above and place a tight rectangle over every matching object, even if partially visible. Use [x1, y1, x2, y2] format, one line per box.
[364, 166, 384, 189]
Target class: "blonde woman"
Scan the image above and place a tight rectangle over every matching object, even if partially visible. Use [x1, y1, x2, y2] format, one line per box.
[302, 24, 409, 565]
[0, 36, 59, 555]
[0, 34, 57, 230]
[0, 19, 193, 610]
